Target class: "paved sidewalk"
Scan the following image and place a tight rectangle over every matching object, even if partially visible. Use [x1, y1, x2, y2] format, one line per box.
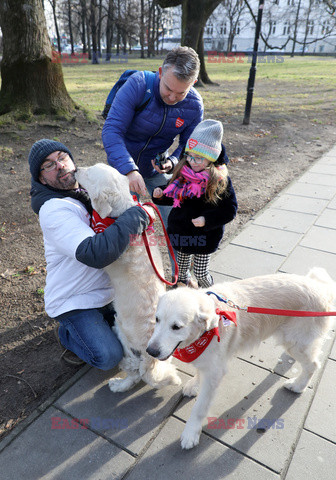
[1, 146, 336, 479]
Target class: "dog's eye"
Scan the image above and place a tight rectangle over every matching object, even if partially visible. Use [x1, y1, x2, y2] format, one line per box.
[172, 324, 181, 331]
[155, 317, 160, 323]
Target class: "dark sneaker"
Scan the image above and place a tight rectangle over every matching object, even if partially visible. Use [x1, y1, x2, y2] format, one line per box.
[54, 326, 85, 366]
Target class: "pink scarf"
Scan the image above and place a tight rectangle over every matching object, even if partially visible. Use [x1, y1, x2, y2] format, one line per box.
[163, 165, 210, 208]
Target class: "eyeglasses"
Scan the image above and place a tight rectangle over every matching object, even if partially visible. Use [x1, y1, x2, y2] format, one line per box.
[186, 154, 206, 165]
[40, 154, 70, 172]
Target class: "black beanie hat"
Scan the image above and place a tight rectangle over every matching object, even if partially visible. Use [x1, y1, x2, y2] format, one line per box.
[28, 139, 74, 182]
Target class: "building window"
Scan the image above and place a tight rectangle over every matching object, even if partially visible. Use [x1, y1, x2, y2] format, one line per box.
[220, 23, 227, 36]
[234, 22, 241, 35]
[321, 21, 330, 35]
[283, 22, 290, 35]
[271, 21, 277, 34]
[206, 22, 213, 36]
[287, 0, 294, 5]
[307, 20, 314, 35]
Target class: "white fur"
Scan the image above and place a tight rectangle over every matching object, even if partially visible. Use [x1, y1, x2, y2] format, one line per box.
[146, 268, 336, 449]
[75, 164, 180, 391]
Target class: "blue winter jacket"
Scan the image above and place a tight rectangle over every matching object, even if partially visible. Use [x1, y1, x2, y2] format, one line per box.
[102, 71, 203, 178]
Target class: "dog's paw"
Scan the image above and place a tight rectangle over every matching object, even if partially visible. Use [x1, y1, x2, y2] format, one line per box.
[183, 377, 199, 397]
[284, 378, 306, 394]
[180, 426, 201, 450]
[108, 376, 138, 393]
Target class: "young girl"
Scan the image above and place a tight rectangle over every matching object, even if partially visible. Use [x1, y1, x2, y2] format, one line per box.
[153, 119, 238, 288]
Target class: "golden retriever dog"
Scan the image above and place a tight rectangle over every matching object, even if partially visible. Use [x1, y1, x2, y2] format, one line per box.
[146, 268, 335, 449]
[76, 163, 180, 392]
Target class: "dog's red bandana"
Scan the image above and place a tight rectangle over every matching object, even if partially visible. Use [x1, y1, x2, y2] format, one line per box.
[172, 311, 237, 363]
[91, 210, 116, 233]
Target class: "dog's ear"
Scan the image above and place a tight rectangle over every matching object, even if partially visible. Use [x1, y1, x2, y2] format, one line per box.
[196, 295, 218, 331]
[91, 188, 112, 218]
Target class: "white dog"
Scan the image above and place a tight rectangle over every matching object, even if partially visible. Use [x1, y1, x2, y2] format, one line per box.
[75, 164, 180, 392]
[146, 268, 335, 449]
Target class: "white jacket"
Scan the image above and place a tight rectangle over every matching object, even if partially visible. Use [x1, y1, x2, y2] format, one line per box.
[39, 197, 114, 317]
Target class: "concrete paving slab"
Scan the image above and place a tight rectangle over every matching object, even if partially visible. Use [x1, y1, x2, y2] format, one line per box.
[210, 269, 241, 282]
[300, 225, 336, 254]
[174, 358, 314, 474]
[279, 246, 336, 279]
[285, 430, 336, 480]
[252, 208, 316, 234]
[304, 359, 336, 444]
[211, 244, 285, 278]
[314, 208, 336, 229]
[329, 338, 336, 360]
[125, 416, 279, 480]
[231, 224, 302, 256]
[0, 406, 134, 480]
[326, 195, 336, 209]
[308, 164, 336, 175]
[283, 182, 336, 200]
[55, 367, 187, 456]
[238, 333, 335, 386]
[268, 194, 329, 215]
[298, 172, 336, 187]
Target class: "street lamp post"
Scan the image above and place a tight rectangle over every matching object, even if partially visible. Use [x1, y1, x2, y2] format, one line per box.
[243, 0, 265, 125]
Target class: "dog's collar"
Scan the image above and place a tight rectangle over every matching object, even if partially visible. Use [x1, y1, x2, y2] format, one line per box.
[172, 299, 237, 363]
[91, 210, 117, 233]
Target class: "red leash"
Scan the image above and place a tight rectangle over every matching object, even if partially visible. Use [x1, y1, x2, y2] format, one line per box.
[207, 291, 336, 318]
[246, 306, 336, 317]
[141, 202, 179, 286]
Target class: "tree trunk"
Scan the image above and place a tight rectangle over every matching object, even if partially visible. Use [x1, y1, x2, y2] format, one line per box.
[140, 0, 145, 59]
[67, 0, 74, 55]
[90, 0, 99, 63]
[158, 0, 222, 84]
[106, 0, 114, 61]
[291, 0, 302, 57]
[0, 0, 74, 116]
[50, 0, 62, 53]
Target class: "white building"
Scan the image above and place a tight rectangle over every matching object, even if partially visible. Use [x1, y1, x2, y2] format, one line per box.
[161, 0, 336, 54]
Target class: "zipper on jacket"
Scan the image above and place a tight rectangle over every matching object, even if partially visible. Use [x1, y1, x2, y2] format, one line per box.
[136, 106, 168, 166]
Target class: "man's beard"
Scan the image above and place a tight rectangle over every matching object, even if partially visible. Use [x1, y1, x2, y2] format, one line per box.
[48, 169, 78, 190]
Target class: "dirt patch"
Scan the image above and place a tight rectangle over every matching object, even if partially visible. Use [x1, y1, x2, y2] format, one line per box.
[0, 92, 335, 440]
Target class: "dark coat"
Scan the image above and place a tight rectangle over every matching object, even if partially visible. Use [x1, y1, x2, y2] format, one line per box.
[153, 177, 238, 254]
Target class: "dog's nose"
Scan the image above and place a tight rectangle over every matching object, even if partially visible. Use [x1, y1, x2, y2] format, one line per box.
[146, 346, 161, 358]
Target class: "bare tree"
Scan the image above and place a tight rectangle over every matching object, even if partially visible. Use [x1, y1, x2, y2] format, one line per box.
[0, 0, 74, 116]
[48, 0, 62, 53]
[157, 0, 222, 84]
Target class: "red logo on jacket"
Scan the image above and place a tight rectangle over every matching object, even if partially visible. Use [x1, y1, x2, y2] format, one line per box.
[175, 117, 184, 128]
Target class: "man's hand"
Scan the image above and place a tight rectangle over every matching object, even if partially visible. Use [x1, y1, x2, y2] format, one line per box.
[192, 216, 205, 227]
[126, 170, 147, 196]
[151, 157, 173, 174]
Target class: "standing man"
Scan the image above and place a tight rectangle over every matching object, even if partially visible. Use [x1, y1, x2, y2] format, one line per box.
[29, 139, 152, 368]
[102, 46, 203, 226]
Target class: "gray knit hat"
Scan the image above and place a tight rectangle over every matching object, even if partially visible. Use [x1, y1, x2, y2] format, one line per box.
[28, 139, 74, 182]
[185, 119, 223, 162]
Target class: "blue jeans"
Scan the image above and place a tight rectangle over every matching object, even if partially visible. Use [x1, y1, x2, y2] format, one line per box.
[56, 303, 123, 370]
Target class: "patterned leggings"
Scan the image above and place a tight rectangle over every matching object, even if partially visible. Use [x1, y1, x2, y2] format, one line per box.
[177, 251, 214, 288]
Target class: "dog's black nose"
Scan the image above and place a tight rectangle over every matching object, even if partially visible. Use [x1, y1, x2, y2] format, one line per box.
[146, 346, 160, 358]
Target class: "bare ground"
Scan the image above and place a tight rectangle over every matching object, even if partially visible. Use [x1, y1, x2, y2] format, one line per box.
[1, 81, 335, 439]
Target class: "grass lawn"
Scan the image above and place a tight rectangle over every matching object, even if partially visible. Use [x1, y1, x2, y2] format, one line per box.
[62, 55, 336, 119]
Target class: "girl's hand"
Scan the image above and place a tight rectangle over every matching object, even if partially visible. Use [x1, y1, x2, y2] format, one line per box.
[153, 187, 163, 198]
[192, 216, 205, 227]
